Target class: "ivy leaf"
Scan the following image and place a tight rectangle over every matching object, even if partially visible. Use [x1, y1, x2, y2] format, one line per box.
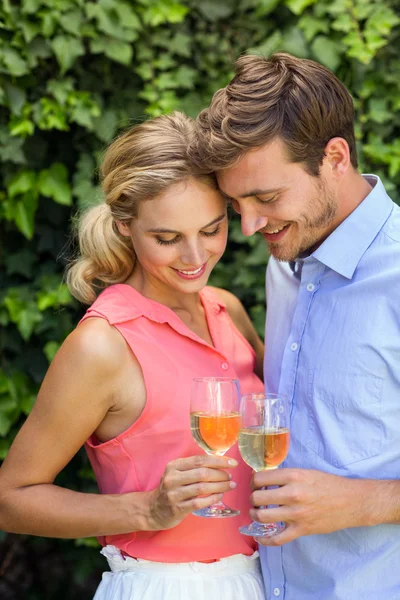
[92, 108, 118, 142]
[14, 192, 39, 239]
[4, 83, 27, 115]
[197, 2, 234, 20]
[58, 10, 83, 36]
[311, 36, 342, 71]
[21, 0, 41, 14]
[104, 39, 133, 65]
[247, 31, 282, 56]
[38, 163, 72, 206]
[4, 292, 42, 340]
[7, 170, 36, 198]
[298, 15, 329, 42]
[1, 48, 29, 77]
[113, 1, 142, 29]
[281, 26, 309, 58]
[6, 249, 37, 277]
[50, 35, 85, 74]
[285, 0, 317, 16]
[368, 98, 392, 124]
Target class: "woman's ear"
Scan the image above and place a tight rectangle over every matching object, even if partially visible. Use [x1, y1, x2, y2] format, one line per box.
[115, 220, 131, 237]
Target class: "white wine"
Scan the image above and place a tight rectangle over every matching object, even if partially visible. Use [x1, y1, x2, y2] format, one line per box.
[190, 412, 240, 455]
[239, 427, 290, 471]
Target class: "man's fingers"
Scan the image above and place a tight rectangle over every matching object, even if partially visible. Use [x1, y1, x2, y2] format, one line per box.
[250, 485, 294, 507]
[255, 524, 301, 546]
[249, 506, 290, 524]
[252, 468, 302, 490]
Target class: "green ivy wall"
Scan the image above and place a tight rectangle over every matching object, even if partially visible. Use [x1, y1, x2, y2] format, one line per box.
[0, 0, 399, 597]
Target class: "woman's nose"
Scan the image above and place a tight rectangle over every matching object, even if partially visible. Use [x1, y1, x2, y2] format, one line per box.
[181, 241, 207, 266]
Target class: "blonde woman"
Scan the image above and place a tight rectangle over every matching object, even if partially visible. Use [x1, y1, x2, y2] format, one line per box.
[0, 113, 265, 599]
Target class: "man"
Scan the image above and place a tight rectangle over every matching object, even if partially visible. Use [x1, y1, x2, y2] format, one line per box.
[191, 52, 400, 599]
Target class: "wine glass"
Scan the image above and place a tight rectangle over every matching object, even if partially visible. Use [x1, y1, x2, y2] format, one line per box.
[190, 377, 241, 518]
[238, 392, 290, 537]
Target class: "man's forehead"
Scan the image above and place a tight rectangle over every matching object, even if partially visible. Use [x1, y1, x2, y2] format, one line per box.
[217, 159, 291, 199]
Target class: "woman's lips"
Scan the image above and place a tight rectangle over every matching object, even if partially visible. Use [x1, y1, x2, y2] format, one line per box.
[172, 263, 207, 280]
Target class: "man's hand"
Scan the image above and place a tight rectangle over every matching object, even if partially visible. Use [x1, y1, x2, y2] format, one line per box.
[145, 455, 237, 530]
[249, 468, 377, 546]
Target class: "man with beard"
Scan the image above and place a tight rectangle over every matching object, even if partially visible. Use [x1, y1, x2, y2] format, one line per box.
[190, 52, 400, 600]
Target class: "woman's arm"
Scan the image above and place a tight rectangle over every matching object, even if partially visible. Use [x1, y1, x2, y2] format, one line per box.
[212, 287, 264, 380]
[0, 318, 235, 538]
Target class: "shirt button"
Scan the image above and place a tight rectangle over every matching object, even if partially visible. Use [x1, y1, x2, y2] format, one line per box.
[290, 343, 298, 351]
[274, 589, 281, 596]
[306, 283, 315, 292]
[221, 362, 229, 370]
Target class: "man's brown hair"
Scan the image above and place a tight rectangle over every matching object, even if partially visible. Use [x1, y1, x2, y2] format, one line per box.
[192, 52, 358, 176]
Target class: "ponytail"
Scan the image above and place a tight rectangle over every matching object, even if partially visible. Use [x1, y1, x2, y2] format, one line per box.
[66, 203, 134, 305]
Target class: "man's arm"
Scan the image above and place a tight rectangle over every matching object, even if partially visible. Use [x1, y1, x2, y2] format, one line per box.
[250, 468, 400, 546]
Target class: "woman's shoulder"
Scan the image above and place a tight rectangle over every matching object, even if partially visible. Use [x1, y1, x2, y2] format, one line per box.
[62, 316, 130, 379]
[205, 286, 246, 319]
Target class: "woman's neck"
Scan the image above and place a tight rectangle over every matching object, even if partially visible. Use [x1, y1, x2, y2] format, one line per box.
[124, 269, 204, 316]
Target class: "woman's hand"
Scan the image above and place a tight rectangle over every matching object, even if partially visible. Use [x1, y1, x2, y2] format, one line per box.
[146, 455, 238, 530]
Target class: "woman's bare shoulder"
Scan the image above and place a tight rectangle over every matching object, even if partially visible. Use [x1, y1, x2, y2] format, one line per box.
[61, 316, 129, 374]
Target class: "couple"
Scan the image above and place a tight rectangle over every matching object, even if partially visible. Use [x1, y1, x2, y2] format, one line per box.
[1, 52, 399, 600]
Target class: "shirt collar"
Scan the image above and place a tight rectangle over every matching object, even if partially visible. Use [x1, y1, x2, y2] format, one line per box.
[98, 284, 225, 325]
[308, 175, 393, 279]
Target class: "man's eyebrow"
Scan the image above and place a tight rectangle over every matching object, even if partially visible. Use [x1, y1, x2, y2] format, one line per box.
[219, 187, 286, 199]
[147, 214, 226, 234]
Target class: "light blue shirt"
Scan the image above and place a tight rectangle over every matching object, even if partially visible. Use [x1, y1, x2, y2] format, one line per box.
[261, 175, 400, 600]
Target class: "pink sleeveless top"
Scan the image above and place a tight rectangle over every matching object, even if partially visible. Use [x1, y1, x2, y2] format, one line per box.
[81, 284, 264, 562]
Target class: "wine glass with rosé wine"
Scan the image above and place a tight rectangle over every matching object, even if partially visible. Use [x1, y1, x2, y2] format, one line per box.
[190, 377, 241, 518]
[238, 393, 290, 537]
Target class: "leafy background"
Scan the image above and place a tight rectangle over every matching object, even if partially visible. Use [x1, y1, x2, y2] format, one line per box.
[0, 0, 399, 597]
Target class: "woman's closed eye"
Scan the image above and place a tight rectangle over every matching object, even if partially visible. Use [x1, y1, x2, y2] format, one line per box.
[155, 225, 222, 246]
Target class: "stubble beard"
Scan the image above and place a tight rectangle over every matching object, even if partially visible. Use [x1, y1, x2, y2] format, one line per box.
[268, 182, 338, 263]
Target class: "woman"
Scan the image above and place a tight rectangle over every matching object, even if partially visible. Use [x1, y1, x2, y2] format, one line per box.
[0, 112, 265, 599]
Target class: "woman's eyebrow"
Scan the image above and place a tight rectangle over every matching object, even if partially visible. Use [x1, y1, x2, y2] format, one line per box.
[147, 214, 226, 234]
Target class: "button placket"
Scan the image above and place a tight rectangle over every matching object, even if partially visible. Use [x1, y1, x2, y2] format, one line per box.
[278, 260, 323, 412]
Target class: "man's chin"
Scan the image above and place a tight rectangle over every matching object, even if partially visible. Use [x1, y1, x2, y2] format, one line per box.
[268, 246, 298, 263]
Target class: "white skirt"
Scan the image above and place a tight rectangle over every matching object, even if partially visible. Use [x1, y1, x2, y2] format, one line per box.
[93, 545, 265, 600]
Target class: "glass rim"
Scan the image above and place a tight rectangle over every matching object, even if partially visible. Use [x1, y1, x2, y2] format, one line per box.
[241, 392, 287, 401]
[192, 377, 239, 383]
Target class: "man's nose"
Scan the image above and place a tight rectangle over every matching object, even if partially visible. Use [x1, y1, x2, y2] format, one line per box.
[240, 212, 268, 237]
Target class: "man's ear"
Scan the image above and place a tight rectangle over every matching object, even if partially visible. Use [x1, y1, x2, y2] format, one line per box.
[323, 137, 350, 178]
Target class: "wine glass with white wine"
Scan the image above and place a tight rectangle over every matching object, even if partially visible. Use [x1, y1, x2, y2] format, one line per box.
[238, 392, 290, 537]
[190, 377, 241, 518]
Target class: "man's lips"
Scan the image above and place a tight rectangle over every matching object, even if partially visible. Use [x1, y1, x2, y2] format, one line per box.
[262, 224, 290, 242]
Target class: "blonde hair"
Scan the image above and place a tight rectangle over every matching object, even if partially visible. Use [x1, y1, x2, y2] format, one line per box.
[66, 112, 216, 304]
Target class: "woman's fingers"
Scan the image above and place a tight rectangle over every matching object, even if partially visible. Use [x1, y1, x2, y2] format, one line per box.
[182, 493, 225, 512]
[172, 455, 238, 472]
[178, 479, 236, 501]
